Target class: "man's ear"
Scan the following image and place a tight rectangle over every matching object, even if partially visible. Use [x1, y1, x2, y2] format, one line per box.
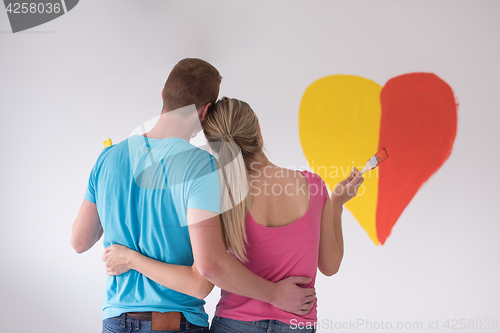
[198, 102, 211, 122]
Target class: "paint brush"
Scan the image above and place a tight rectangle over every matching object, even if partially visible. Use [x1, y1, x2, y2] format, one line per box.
[359, 148, 389, 176]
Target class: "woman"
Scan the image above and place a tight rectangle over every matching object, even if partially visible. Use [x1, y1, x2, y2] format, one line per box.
[103, 97, 364, 333]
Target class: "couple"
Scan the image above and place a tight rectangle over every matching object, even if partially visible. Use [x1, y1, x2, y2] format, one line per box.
[71, 58, 364, 333]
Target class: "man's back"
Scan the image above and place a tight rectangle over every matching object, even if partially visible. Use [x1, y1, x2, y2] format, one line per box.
[85, 135, 220, 326]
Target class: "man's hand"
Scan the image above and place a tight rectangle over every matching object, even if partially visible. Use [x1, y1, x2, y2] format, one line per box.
[270, 276, 316, 315]
[102, 244, 135, 276]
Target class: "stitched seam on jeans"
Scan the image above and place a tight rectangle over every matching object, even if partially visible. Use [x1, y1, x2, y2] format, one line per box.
[102, 323, 116, 333]
[282, 327, 316, 332]
[245, 321, 268, 328]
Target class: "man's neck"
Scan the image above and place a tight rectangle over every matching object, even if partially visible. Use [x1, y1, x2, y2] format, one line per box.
[144, 107, 200, 141]
[144, 119, 191, 141]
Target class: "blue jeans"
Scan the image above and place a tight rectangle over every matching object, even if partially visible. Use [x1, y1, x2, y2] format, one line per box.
[103, 313, 209, 333]
[210, 316, 316, 333]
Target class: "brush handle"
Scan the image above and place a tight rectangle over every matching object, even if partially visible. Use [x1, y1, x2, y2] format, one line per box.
[359, 162, 371, 176]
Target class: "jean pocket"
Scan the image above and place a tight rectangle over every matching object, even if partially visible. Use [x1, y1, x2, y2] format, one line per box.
[102, 317, 125, 333]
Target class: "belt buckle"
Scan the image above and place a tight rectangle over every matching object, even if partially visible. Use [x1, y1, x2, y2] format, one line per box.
[151, 311, 181, 331]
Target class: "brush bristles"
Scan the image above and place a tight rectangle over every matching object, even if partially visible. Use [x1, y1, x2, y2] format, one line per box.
[375, 147, 389, 163]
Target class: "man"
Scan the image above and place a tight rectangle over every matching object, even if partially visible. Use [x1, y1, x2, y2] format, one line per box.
[71, 58, 315, 332]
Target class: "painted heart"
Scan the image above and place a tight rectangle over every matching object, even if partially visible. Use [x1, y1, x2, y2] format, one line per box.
[4, 0, 79, 33]
[299, 73, 457, 245]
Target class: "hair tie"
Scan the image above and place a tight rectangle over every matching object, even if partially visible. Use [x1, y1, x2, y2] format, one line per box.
[221, 132, 233, 141]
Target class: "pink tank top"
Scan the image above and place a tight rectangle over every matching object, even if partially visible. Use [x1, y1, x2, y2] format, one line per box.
[215, 170, 328, 324]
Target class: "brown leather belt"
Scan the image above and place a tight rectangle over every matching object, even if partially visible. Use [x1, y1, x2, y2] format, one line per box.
[124, 312, 185, 331]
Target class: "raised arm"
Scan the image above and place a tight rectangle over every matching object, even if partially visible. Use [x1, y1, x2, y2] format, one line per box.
[102, 245, 214, 299]
[318, 168, 364, 276]
[71, 199, 103, 253]
[187, 208, 316, 316]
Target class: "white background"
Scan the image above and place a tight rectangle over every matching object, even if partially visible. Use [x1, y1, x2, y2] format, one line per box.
[1, 1, 499, 332]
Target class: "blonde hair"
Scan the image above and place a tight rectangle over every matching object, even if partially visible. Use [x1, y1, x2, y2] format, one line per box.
[203, 97, 261, 262]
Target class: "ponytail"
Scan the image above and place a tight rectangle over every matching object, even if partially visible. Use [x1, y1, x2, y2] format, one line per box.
[203, 97, 261, 262]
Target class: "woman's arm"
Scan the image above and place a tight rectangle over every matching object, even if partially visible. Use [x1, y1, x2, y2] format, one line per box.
[318, 168, 364, 276]
[318, 194, 343, 276]
[102, 244, 214, 299]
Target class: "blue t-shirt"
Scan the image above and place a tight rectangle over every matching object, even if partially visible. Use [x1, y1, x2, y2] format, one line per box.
[84, 135, 220, 326]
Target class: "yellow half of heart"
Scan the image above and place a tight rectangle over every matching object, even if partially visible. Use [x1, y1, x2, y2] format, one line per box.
[299, 75, 382, 245]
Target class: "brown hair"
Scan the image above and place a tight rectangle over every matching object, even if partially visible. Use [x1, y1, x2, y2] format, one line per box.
[162, 58, 222, 112]
[203, 97, 261, 262]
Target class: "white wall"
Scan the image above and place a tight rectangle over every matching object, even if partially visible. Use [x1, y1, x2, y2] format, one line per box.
[1, 1, 499, 332]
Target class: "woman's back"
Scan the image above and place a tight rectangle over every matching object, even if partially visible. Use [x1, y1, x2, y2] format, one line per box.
[249, 166, 311, 228]
[215, 167, 328, 325]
